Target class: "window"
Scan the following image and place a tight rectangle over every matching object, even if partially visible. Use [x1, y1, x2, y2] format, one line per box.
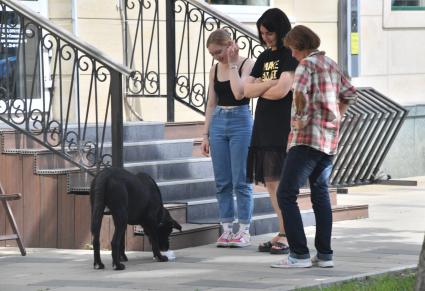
[205, 0, 272, 22]
[1, 11, 23, 100]
[392, 0, 425, 10]
[206, 0, 269, 5]
[384, 0, 425, 28]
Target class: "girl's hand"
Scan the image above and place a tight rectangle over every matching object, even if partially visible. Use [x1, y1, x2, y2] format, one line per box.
[201, 138, 210, 157]
[227, 41, 239, 65]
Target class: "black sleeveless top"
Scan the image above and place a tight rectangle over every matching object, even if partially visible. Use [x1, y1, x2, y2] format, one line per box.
[214, 59, 250, 106]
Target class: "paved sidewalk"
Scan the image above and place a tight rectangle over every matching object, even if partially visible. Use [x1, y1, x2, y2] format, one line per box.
[1, 177, 424, 291]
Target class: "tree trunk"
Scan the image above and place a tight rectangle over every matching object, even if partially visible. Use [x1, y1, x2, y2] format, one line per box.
[416, 234, 425, 291]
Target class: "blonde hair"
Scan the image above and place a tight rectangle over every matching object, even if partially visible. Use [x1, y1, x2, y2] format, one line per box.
[206, 29, 232, 47]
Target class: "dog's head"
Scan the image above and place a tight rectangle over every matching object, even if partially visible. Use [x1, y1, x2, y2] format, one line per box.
[157, 208, 182, 251]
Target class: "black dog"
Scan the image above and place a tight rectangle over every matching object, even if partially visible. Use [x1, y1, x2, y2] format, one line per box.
[90, 167, 182, 270]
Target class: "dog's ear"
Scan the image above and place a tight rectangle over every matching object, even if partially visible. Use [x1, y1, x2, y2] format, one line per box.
[158, 209, 172, 227]
[172, 218, 182, 232]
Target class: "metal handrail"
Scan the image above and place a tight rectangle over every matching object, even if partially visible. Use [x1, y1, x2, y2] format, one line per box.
[0, 0, 127, 173]
[2, 0, 132, 77]
[185, 0, 259, 41]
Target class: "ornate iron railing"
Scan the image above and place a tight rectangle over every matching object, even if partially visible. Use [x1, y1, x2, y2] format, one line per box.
[0, 0, 132, 173]
[124, 0, 263, 121]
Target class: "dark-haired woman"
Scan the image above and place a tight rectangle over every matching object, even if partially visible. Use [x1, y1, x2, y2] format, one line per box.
[244, 8, 298, 255]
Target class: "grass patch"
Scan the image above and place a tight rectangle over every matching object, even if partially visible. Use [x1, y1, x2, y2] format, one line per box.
[297, 269, 416, 291]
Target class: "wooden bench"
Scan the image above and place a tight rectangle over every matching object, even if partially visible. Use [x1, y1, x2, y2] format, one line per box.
[0, 184, 26, 256]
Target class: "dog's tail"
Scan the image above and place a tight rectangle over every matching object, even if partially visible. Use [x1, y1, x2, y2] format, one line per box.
[90, 175, 106, 236]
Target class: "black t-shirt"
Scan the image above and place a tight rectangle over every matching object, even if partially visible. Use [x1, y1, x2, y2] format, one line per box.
[249, 47, 298, 148]
[251, 47, 298, 83]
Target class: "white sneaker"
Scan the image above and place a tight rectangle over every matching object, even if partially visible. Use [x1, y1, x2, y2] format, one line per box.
[311, 255, 334, 268]
[228, 231, 251, 247]
[271, 256, 312, 268]
[216, 231, 233, 247]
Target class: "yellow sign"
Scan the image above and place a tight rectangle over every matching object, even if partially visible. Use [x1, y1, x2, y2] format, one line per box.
[351, 32, 359, 55]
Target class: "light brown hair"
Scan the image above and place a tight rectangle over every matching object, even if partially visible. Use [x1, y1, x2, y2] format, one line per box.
[283, 25, 321, 51]
[206, 29, 232, 47]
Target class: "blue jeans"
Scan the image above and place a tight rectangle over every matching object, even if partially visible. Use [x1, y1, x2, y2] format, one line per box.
[277, 145, 334, 260]
[209, 105, 253, 224]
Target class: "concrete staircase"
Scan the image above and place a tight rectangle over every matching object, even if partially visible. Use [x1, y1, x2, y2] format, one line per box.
[0, 121, 368, 251]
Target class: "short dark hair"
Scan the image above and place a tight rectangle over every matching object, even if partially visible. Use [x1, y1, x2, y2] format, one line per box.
[283, 25, 321, 51]
[256, 8, 291, 49]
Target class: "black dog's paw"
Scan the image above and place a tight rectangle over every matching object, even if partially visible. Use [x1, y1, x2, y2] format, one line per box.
[113, 262, 126, 271]
[120, 254, 128, 262]
[155, 255, 169, 262]
[94, 262, 105, 270]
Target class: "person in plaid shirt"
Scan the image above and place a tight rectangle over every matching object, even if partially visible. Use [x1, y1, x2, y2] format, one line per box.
[271, 25, 357, 268]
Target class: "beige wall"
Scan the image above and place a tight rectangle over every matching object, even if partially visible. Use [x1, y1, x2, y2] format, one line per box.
[352, 0, 425, 106]
[43, 0, 425, 123]
[274, 0, 339, 62]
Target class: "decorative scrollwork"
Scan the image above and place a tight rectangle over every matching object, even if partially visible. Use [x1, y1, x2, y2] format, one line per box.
[29, 108, 44, 135]
[41, 32, 56, 51]
[125, 0, 137, 10]
[46, 120, 62, 147]
[203, 16, 219, 32]
[99, 153, 112, 168]
[187, 7, 203, 23]
[23, 21, 37, 39]
[77, 55, 93, 73]
[189, 83, 206, 108]
[144, 71, 159, 94]
[60, 43, 76, 62]
[128, 70, 144, 94]
[95, 65, 110, 83]
[175, 75, 190, 100]
[251, 43, 265, 59]
[9, 99, 26, 125]
[0, 98, 9, 115]
[174, 0, 187, 14]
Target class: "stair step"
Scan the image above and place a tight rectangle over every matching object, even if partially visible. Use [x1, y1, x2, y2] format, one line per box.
[183, 190, 338, 222]
[136, 223, 220, 250]
[67, 158, 213, 193]
[159, 177, 216, 202]
[191, 204, 369, 236]
[0, 122, 166, 152]
[31, 139, 195, 173]
[164, 121, 204, 140]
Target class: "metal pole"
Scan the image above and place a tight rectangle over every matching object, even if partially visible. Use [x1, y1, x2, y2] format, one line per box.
[111, 71, 124, 168]
[338, 0, 349, 75]
[165, 0, 175, 122]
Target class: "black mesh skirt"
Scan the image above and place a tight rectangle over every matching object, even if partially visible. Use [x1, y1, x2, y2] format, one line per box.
[246, 146, 287, 185]
[246, 97, 291, 185]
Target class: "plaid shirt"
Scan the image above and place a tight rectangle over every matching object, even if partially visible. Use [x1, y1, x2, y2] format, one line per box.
[288, 51, 357, 155]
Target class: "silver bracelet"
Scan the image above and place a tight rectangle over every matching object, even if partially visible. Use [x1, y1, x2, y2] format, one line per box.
[229, 64, 238, 70]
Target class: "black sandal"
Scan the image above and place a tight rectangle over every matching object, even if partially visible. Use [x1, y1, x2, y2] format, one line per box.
[258, 241, 273, 252]
[270, 241, 290, 254]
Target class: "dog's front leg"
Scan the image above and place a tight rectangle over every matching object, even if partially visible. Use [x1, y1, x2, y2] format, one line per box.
[146, 227, 168, 262]
[119, 234, 128, 262]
